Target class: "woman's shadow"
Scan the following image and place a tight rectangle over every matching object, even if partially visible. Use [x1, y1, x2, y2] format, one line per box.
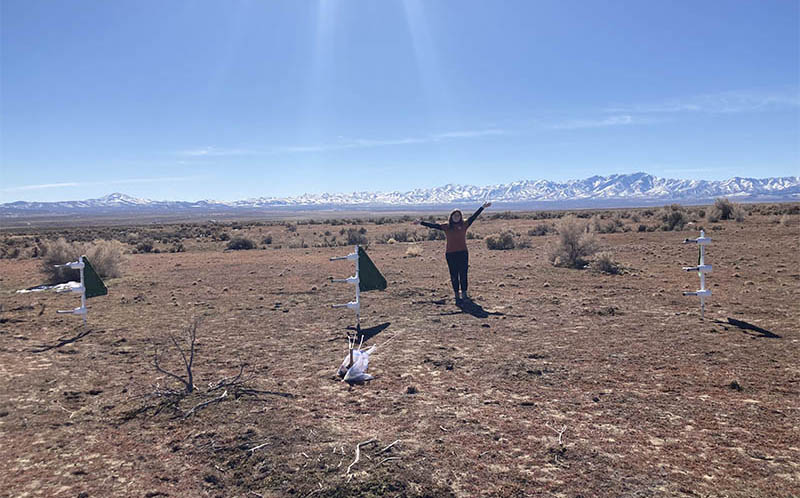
[457, 298, 491, 318]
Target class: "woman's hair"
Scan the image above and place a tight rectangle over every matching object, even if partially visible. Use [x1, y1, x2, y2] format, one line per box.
[448, 209, 464, 227]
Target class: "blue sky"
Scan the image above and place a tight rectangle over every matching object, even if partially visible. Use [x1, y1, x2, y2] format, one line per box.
[1, 0, 798, 202]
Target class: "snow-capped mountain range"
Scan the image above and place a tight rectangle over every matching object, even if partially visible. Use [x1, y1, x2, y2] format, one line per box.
[2, 173, 798, 217]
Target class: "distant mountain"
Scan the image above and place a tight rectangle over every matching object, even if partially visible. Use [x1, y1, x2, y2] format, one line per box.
[2, 173, 799, 219]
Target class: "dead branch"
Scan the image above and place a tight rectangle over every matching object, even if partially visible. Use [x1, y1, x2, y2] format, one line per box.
[378, 440, 401, 454]
[546, 423, 567, 445]
[208, 364, 245, 392]
[31, 328, 93, 353]
[345, 438, 377, 475]
[378, 457, 400, 466]
[247, 442, 270, 453]
[153, 320, 199, 394]
[184, 389, 227, 418]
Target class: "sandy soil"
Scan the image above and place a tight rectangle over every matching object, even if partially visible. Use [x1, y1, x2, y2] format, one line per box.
[1, 213, 798, 497]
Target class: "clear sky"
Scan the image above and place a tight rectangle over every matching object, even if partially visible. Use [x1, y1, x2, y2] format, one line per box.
[1, 0, 798, 202]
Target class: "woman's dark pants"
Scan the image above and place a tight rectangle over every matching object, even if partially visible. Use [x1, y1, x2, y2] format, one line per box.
[445, 250, 469, 297]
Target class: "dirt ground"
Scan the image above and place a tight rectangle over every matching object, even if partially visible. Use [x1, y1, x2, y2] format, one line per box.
[1, 211, 798, 497]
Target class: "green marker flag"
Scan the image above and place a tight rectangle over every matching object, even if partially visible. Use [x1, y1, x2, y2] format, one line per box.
[82, 256, 108, 298]
[358, 246, 387, 292]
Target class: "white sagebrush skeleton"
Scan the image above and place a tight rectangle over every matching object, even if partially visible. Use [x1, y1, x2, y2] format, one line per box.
[337, 335, 376, 383]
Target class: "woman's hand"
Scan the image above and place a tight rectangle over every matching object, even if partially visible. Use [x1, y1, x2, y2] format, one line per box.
[482, 201, 492, 209]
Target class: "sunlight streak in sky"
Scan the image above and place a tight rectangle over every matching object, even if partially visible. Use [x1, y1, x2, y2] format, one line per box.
[402, 0, 451, 129]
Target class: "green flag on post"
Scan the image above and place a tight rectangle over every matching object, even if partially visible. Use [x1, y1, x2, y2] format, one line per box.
[82, 256, 108, 298]
[358, 247, 387, 292]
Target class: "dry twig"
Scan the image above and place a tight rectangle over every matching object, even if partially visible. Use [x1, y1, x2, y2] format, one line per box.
[153, 320, 198, 394]
[184, 389, 227, 418]
[378, 440, 401, 454]
[345, 438, 377, 475]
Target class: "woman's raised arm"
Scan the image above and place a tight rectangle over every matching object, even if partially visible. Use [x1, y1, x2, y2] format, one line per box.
[466, 201, 491, 227]
[414, 218, 444, 230]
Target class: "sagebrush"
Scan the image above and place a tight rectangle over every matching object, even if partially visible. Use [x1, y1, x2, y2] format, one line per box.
[41, 238, 124, 283]
[548, 216, 597, 268]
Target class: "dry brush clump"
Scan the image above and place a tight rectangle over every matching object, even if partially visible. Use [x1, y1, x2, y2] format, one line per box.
[592, 252, 622, 274]
[708, 197, 746, 222]
[40, 238, 124, 283]
[226, 237, 257, 250]
[486, 231, 515, 250]
[590, 214, 626, 234]
[405, 244, 424, 257]
[378, 229, 419, 244]
[548, 216, 598, 268]
[527, 223, 554, 236]
[659, 204, 688, 231]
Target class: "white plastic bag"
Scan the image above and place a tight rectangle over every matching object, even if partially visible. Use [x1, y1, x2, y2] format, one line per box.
[337, 345, 376, 383]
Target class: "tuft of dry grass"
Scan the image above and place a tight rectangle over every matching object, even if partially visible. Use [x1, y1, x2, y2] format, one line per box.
[405, 244, 423, 257]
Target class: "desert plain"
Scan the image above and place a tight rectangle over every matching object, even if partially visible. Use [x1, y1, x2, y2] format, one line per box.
[1, 205, 798, 497]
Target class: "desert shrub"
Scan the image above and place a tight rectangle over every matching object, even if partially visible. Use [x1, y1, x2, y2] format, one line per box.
[286, 224, 297, 233]
[379, 229, 414, 243]
[659, 204, 688, 231]
[733, 204, 746, 222]
[591, 215, 624, 234]
[515, 237, 532, 249]
[1, 245, 21, 259]
[490, 211, 521, 220]
[135, 241, 154, 253]
[217, 232, 230, 241]
[226, 237, 256, 250]
[288, 239, 309, 249]
[781, 214, 792, 227]
[548, 216, 598, 268]
[262, 233, 273, 245]
[169, 243, 185, 253]
[593, 252, 621, 274]
[405, 244, 423, 257]
[486, 231, 516, 250]
[427, 229, 446, 241]
[528, 223, 553, 236]
[711, 198, 736, 220]
[41, 238, 124, 283]
[343, 228, 369, 246]
[637, 224, 648, 232]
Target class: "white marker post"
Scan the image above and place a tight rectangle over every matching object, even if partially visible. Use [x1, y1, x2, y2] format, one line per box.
[55, 256, 88, 323]
[682, 231, 712, 319]
[331, 245, 361, 332]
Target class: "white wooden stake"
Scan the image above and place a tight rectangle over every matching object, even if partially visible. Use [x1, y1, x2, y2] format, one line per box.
[55, 255, 88, 323]
[331, 245, 361, 332]
[682, 231, 712, 319]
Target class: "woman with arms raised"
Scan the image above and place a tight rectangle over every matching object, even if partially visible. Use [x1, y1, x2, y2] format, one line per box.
[414, 202, 491, 304]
